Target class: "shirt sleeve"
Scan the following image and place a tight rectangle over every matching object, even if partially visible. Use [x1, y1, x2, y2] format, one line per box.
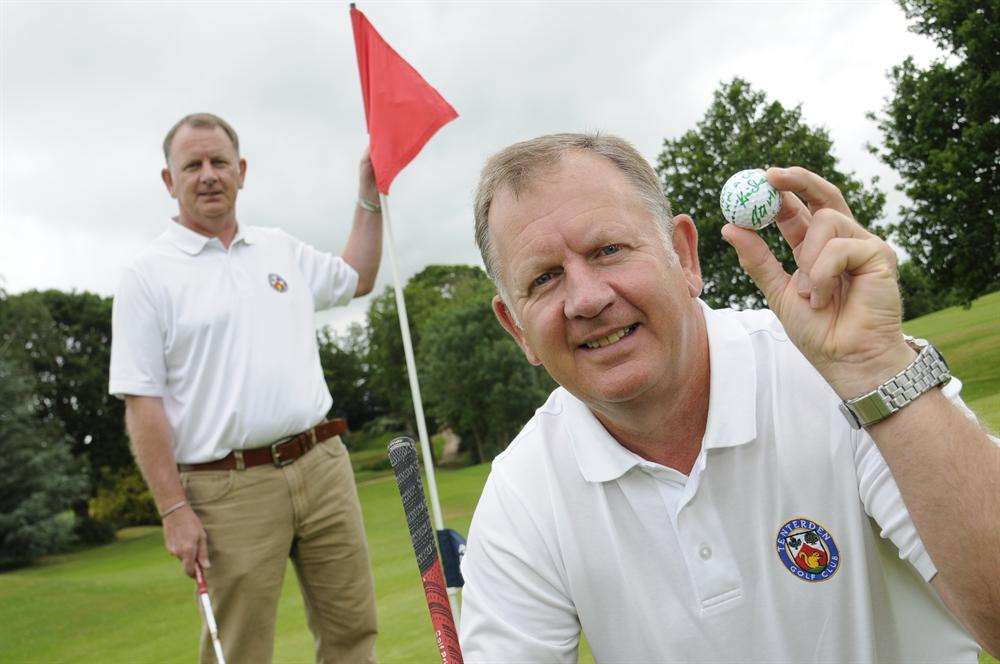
[854, 376, 999, 582]
[286, 232, 359, 311]
[459, 470, 580, 663]
[108, 266, 167, 399]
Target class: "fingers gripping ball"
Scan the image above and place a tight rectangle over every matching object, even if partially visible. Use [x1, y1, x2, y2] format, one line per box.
[720, 169, 782, 230]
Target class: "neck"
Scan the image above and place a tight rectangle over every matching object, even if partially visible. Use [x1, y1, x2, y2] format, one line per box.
[591, 305, 710, 475]
[177, 212, 238, 249]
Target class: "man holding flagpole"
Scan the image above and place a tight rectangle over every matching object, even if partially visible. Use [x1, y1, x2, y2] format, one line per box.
[110, 112, 381, 663]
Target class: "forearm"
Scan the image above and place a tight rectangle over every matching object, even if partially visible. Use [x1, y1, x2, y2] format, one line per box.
[341, 203, 383, 297]
[864, 386, 1000, 653]
[124, 396, 208, 576]
[124, 396, 184, 514]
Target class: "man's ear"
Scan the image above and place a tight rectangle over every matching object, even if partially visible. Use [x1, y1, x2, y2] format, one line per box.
[237, 157, 247, 189]
[671, 214, 703, 298]
[492, 295, 542, 366]
[161, 168, 176, 199]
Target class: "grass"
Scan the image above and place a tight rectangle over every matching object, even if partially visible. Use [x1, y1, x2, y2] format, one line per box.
[904, 290, 1000, 427]
[2, 291, 997, 663]
[0, 464, 491, 663]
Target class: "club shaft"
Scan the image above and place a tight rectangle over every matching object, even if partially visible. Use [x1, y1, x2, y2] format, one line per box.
[196, 564, 227, 664]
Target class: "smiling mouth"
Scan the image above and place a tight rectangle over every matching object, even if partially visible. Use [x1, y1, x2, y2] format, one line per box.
[581, 323, 639, 350]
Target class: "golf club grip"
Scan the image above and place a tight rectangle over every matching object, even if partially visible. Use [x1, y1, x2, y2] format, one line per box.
[195, 562, 208, 594]
[388, 438, 464, 664]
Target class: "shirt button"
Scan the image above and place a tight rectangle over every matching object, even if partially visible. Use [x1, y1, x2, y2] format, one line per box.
[699, 545, 712, 561]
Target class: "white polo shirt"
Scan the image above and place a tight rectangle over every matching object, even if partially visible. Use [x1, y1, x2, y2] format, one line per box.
[109, 220, 358, 464]
[459, 303, 983, 663]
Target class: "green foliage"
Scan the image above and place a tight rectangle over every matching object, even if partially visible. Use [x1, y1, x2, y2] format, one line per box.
[0, 352, 87, 568]
[0, 289, 131, 542]
[89, 468, 159, 528]
[317, 322, 383, 430]
[0, 289, 131, 482]
[657, 78, 886, 309]
[898, 260, 962, 320]
[418, 273, 555, 464]
[869, 1, 999, 304]
[0, 290, 132, 470]
[364, 265, 503, 433]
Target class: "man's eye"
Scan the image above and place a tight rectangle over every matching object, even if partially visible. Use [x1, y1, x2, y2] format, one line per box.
[212, 160, 227, 166]
[599, 244, 622, 256]
[533, 272, 555, 288]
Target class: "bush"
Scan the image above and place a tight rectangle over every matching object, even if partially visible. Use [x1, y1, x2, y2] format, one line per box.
[89, 467, 159, 529]
[898, 260, 962, 321]
[0, 354, 88, 568]
[70, 517, 117, 548]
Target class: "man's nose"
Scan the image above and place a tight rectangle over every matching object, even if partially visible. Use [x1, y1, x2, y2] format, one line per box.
[563, 264, 615, 319]
[199, 164, 218, 184]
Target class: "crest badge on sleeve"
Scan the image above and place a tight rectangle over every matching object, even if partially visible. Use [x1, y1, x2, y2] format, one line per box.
[268, 273, 288, 293]
[776, 517, 841, 583]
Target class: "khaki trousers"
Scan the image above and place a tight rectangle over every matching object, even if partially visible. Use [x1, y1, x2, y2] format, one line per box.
[181, 436, 377, 664]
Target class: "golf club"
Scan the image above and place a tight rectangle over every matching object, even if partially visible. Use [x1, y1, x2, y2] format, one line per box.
[388, 437, 464, 664]
[195, 561, 227, 664]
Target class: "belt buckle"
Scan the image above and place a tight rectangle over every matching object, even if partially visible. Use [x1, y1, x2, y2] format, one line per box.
[270, 437, 297, 468]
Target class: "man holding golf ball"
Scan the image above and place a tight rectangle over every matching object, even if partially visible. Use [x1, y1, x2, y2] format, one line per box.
[459, 133, 999, 661]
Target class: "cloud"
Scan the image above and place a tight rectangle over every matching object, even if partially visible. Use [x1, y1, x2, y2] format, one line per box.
[1, 1, 942, 331]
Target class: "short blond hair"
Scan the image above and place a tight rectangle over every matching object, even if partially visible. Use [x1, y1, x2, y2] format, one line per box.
[474, 133, 674, 294]
[163, 113, 240, 164]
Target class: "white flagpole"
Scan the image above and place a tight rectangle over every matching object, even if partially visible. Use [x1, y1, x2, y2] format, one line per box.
[379, 193, 461, 622]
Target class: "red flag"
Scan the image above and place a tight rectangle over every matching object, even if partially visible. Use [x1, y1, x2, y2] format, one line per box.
[350, 5, 458, 194]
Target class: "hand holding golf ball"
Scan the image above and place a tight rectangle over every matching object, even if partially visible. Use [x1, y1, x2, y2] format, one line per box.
[720, 168, 782, 230]
[720, 166, 911, 399]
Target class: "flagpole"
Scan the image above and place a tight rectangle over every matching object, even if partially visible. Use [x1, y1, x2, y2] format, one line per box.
[380, 194, 442, 528]
[379, 193, 461, 623]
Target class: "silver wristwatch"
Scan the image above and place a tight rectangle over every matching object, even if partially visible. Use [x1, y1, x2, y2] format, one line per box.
[838, 336, 951, 430]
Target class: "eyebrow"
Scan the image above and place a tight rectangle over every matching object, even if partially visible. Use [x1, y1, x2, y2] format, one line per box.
[181, 154, 228, 168]
[513, 225, 625, 286]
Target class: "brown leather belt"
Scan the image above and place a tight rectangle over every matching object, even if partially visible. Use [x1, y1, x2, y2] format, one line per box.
[178, 419, 347, 472]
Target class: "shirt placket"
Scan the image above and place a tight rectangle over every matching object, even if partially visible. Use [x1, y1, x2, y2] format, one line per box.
[224, 242, 254, 296]
[673, 456, 743, 615]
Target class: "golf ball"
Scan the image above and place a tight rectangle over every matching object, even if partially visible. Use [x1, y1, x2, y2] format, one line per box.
[719, 168, 782, 230]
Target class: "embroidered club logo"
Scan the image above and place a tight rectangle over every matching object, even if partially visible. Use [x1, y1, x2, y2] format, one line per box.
[776, 517, 841, 583]
[268, 273, 288, 293]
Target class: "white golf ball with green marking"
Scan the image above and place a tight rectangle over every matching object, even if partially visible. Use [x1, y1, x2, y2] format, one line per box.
[720, 168, 782, 230]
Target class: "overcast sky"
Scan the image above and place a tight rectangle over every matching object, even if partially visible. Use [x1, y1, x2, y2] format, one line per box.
[1, 1, 942, 332]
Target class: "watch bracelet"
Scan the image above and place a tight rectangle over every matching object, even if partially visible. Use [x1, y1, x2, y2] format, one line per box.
[841, 342, 951, 428]
[879, 344, 950, 409]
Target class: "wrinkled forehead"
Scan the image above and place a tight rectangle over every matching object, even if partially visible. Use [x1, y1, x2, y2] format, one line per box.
[169, 124, 237, 163]
[488, 152, 647, 248]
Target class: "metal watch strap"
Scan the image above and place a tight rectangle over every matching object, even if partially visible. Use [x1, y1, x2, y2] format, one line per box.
[838, 338, 951, 429]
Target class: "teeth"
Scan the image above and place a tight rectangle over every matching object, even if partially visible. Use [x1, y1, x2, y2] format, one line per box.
[584, 325, 633, 349]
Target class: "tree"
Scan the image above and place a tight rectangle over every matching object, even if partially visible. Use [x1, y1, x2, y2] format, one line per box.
[657, 78, 886, 309]
[419, 283, 555, 464]
[317, 322, 384, 431]
[897, 260, 961, 320]
[364, 265, 498, 432]
[868, 1, 999, 305]
[0, 290, 130, 542]
[0, 350, 87, 568]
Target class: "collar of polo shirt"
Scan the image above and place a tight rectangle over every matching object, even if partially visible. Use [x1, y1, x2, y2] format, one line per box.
[165, 219, 258, 255]
[567, 301, 758, 483]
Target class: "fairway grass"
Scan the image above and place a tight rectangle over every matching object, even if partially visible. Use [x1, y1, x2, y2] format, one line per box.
[3, 291, 997, 662]
[0, 464, 491, 663]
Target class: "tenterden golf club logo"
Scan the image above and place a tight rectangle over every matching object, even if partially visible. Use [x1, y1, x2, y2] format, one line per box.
[776, 517, 841, 582]
[268, 273, 288, 293]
